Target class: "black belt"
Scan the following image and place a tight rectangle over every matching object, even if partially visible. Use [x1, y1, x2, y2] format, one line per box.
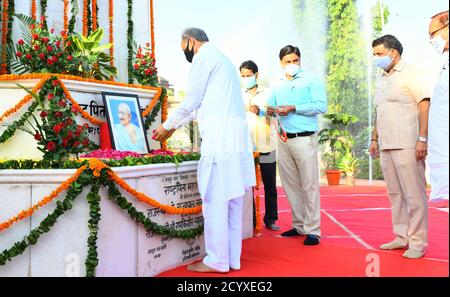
[286, 131, 315, 139]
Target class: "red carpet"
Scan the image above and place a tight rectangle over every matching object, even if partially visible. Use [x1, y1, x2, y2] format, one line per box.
[158, 185, 449, 277]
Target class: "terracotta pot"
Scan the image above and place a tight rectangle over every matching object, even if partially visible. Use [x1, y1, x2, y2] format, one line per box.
[325, 170, 341, 185]
[345, 175, 355, 186]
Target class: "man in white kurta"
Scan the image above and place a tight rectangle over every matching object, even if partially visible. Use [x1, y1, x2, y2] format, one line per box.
[153, 28, 256, 273]
[428, 12, 449, 204]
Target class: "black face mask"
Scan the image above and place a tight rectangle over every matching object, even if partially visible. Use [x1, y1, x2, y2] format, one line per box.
[184, 39, 194, 63]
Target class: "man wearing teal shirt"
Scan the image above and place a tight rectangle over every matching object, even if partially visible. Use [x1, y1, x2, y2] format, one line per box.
[266, 45, 327, 245]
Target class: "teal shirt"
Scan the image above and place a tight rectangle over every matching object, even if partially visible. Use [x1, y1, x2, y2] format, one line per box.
[267, 70, 327, 133]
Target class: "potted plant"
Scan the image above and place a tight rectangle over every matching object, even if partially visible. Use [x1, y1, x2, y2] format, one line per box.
[318, 113, 358, 185]
[337, 153, 360, 186]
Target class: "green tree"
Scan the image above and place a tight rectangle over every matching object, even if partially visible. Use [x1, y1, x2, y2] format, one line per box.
[372, 1, 390, 38]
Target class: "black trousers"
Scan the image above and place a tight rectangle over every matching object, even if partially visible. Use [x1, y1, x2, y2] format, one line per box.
[253, 161, 278, 227]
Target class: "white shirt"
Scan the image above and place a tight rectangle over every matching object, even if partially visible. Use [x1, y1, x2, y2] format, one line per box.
[242, 88, 277, 153]
[163, 42, 256, 201]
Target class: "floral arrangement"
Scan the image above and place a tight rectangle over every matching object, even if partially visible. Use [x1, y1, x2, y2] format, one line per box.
[131, 43, 158, 86]
[12, 17, 75, 74]
[17, 76, 97, 161]
[81, 149, 142, 160]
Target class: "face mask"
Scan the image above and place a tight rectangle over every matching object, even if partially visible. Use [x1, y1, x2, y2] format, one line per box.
[284, 64, 300, 77]
[184, 39, 194, 63]
[430, 33, 447, 54]
[242, 75, 257, 90]
[374, 51, 393, 70]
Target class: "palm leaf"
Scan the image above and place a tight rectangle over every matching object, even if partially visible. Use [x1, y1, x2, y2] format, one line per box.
[13, 13, 37, 44]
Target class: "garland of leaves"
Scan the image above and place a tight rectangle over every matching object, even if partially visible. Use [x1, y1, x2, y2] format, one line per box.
[68, 0, 77, 35]
[0, 164, 204, 276]
[127, 0, 134, 84]
[40, 0, 47, 28]
[0, 100, 39, 144]
[6, 0, 14, 73]
[85, 180, 101, 277]
[143, 87, 166, 131]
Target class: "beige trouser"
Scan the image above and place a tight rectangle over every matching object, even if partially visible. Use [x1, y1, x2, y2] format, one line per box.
[277, 134, 321, 236]
[380, 149, 428, 252]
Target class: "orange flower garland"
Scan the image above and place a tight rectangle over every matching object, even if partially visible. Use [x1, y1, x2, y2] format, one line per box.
[82, 0, 88, 36]
[0, 165, 87, 233]
[63, 0, 69, 33]
[31, 0, 36, 20]
[91, 0, 97, 31]
[0, 74, 163, 126]
[149, 0, 155, 58]
[109, 0, 115, 78]
[0, 76, 50, 124]
[1, 0, 8, 74]
[108, 170, 202, 215]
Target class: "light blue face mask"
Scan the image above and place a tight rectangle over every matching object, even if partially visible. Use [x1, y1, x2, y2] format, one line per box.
[374, 50, 393, 70]
[242, 75, 257, 90]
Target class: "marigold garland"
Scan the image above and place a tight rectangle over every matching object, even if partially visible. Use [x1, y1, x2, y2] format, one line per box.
[1, 0, 9, 74]
[109, 0, 115, 77]
[0, 165, 87, 233]
[0, 76, 50, 124]
[31, 0, 36, 20]
[82, 0, 88, 36]
[149, 0, 155, 58]
[254, 163, 262, 233]
[108, 170, 202, 215]
[91, 0, 97, 31]
[63, 0, 69, 33]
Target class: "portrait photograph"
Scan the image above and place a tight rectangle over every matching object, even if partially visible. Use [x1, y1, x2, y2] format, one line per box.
[102, 92, 150, 154]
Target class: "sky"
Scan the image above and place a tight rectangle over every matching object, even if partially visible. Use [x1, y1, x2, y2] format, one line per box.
[153, 0, 449, 92]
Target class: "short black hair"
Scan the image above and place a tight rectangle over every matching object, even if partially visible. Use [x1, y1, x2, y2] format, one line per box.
[239, 60, 258, 74]
[372, 34, 403, 56]
[279, 45, 301, 60]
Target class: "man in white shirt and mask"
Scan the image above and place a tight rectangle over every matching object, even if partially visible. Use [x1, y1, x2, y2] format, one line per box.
[428, 10, 449, 207]
[153, 28, 256, 273]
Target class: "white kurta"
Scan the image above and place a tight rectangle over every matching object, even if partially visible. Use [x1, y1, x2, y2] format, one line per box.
[163, 42, 256, 202]
[428, 53, 449, 201]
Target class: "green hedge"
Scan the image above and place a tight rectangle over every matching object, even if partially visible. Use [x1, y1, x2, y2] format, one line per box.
[355, 158, 384, 180]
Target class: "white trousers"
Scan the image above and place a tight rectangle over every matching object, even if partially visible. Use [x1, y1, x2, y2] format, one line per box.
[201, 169, 244, 272]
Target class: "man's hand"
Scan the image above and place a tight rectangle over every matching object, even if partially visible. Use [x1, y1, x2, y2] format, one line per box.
[276, 105, 295, 116]
[249, 105, 260, 115]
[369, 141, 379, 159]
[266, 106, 276, 116]
[152, 124, 175, 142]
[416, 141, 428, 161]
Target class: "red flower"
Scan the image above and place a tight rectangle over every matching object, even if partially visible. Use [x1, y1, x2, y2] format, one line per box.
[144, 69, 151, 75]
[18, 39, 24, 46]
[32, 34, 39, 40]
[16, 52, 23, 58]
[83, 123, 89, 129]
[39, 53, 45, 60]
[55, 41, 61, 48]
[52, 80, 59, 87]
[142, 60, 147, 66]
[146, 42, 150, 48]
[40, 111, 48, 118]
[46, 141, 57, 151]
[55, 111, 63, 118]
[67, 55, 73, 61]
[50, 28, 55, 34]
[52, 56, 58, 63]
[60, 31, 67, 37]
[25, 54, 32, 60]
[40, 15, 46, 22]
[47, 93, 55, 100]
[65, 118, 73, 126]
[67, 131, 74, 139]
[34, 133, 42, 141]
[34, 45, 40, 51]
[39, 23, 44, 29]
[71, 106, 79, 114]
[134, 64, 139, 70]
[29, 24, 36, 30]
[73, 141, 80, 148]
[53, 124, 63, 135]
[62, 138, 69, 147]
[42, 37, 49, 44]
[66, 41, 71, 47]
[82, 138, 90, 147]
[47, 45, 53, 52]
[47, 59, 54, 65]
[58, 100, 67, 107]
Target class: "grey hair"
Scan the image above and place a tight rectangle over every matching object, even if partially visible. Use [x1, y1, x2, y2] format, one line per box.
[181, 28, 209, 42]
[118, 103, 131, 115]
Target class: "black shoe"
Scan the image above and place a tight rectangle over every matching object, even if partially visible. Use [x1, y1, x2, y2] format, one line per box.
[280, 228, 301, 237]
[303, 234, 320, 245]
[266, 223, 281, 231]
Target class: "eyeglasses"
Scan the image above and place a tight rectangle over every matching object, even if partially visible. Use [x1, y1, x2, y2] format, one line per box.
[429, 25, 447, 38]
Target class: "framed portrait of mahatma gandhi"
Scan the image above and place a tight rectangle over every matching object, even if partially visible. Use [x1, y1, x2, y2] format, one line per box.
[102, 92, 150, 154]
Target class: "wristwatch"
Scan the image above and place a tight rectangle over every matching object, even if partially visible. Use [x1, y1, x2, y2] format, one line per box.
[418, 136, 428, 143]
